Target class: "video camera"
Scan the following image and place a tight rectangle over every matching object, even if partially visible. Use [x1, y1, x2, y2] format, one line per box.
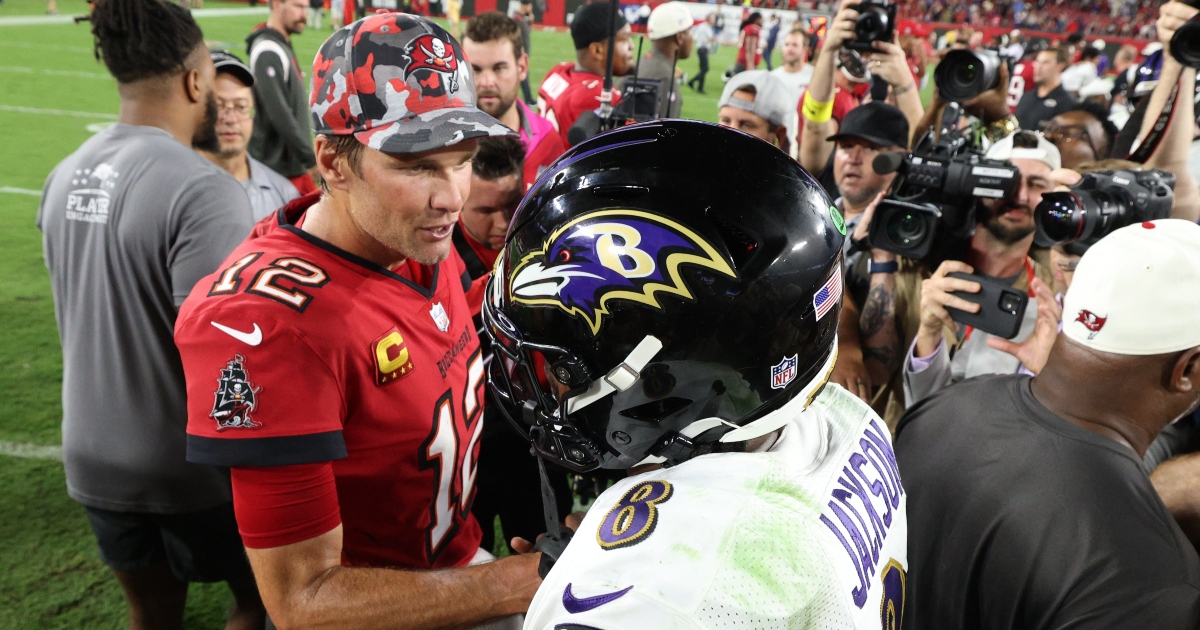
[1036, 169, 1175, 255]
[865, 106, 1021, 260]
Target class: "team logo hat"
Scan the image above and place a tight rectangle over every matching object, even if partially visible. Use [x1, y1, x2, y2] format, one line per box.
[310, 13, 515, 155]
[1063, 219, 1200, 356]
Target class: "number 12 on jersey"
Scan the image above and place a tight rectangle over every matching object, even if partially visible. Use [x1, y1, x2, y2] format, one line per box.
[420, 349, 485, 562]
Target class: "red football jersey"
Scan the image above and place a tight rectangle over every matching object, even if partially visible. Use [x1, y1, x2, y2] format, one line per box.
[737, 24, 762, 68]
[1007, 60, 1036, 112]
[537, 62, 622, 147]
[177, 195, 484, 569]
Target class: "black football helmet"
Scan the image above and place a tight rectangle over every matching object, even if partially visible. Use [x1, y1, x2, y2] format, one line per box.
[483, 120, 846, 473]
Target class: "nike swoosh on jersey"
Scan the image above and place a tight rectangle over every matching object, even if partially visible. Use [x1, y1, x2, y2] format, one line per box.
[562, 583, 633, 614]
[211, 321, 262, 346]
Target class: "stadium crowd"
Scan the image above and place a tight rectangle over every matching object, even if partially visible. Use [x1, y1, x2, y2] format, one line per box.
[31, 0, 1200, 626]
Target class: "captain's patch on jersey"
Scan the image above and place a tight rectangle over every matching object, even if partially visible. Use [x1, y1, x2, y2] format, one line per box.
[373, 328, 416, 386]
[210, 355, 261, 430]
[597, 480, 672, 550]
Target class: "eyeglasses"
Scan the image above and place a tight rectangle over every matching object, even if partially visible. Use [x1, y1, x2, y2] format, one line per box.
[1039, 121, 1100, 158]
[216, 100, 254, 120]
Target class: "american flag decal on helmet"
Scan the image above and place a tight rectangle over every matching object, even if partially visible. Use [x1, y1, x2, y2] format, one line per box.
[813, 267, 842, 321]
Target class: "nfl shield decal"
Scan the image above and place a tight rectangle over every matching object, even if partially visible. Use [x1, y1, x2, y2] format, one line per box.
[210, 355, 261, 430]
[430, 302, 451, 332]
[771, 354, 798, 390]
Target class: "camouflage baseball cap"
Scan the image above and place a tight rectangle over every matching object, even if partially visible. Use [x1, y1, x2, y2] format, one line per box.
[310, 13, 515, 155]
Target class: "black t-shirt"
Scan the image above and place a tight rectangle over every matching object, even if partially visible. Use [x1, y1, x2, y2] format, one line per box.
[1015, 84, 1077, 132]
[895, 375, 1200, 629]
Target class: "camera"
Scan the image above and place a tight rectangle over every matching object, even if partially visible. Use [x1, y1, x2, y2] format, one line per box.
[934, 49, 1007, 102]
[1170, 0, 1200, 69]
[867, 129, 1021, 260]
[845, 2, 897, 53]
[1035, 169, 1175, 254]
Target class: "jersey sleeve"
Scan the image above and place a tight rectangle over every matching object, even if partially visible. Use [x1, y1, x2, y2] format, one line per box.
[179, 308, 348, 467]
[231, 462, 342, 549]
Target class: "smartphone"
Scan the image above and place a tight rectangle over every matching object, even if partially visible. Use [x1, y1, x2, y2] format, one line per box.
[945, 272, 1028, 340]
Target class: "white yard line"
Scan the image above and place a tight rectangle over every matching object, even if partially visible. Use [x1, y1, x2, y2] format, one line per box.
[0, 441, 63, 462]
[0, 186, 41, 197]
[0, 6, 268, 26]
[0, 65, 111, 80]
[0, 104, 117, 120]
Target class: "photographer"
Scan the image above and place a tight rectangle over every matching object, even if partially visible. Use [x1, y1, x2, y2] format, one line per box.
[798, 0, 923, 180]
[1130, 0, 1199, 222]
[896, 219, 1200, 627]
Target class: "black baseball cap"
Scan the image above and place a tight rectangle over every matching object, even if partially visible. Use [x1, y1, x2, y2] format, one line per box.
[826, 102, 909, 150]
[571, 2, 628, 51]
[210, 49, 254, 87]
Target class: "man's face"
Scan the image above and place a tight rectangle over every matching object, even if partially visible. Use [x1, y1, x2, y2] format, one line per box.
[611, 26, 635, 76]
[1033, 51, 1062, 85]
[191, 49, 221, 152]
[979, 157, 1052, 245]
[212, 73, 255, 159]
[275, 0, 308, 35]
[833, 137, 898, 207]
[1043, 110, 1105, 169]
[464, 38, 526, 121]
[780, 31, 807, 66]
[718, 90, 773, 143]
[461, 172, 521, 250]
[344, 140, 478, 265]
[677, 30, 694, 60]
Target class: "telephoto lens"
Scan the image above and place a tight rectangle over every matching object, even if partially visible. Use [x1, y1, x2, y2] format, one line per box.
[1170, 16, 1200, 69]
[935, 49, 1003, 102]
[1035, 169, 1175, 252]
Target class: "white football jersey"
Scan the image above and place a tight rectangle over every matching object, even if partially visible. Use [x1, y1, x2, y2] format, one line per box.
[524, 384, 907, 630]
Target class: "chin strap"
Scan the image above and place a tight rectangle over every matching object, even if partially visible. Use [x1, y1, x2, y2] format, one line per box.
[532, 455, 573, 578]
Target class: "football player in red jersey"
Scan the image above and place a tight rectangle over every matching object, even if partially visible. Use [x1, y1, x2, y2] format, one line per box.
[175, 14, 540, 629]
[735, 12, 764, 73]
[1008, 46, 1039, 112]
[537, 1, 634, 147]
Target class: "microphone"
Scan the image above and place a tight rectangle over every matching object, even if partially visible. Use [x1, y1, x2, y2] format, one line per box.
[873, 151, 905, 175]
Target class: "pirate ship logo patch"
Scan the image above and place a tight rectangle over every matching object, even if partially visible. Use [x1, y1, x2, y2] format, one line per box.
[210, 355, 262, 430]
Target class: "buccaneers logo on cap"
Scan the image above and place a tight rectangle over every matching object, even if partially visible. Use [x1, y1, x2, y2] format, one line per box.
[405, 34, 459, 93]
[1075, 309, 1108, 340]
[508, 210, 737, 335]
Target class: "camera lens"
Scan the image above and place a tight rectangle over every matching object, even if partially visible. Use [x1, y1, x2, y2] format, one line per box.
[1035, 191, 1084, 244]
[886, 211, 928, 246]
[954, 62, 978, 85]
[999, 293, 1022, 315]
[935, 49, 1002, 102]
[1170, 20, 1200, 70]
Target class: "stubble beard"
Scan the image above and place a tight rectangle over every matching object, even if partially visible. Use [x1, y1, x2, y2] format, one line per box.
[191, 91, 221, 153]
[982, 203, 1036, 245]
[478, 89, 517, 121]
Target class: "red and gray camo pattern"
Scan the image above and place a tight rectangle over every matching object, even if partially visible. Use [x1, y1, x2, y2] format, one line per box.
[310, 13, 515, 154]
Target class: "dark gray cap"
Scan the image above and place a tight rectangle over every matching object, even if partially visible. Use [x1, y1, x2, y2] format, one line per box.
[210, 50, 254, 87]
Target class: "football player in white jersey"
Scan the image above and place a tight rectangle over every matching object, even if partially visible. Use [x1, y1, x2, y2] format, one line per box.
[483, 119, 908, 629]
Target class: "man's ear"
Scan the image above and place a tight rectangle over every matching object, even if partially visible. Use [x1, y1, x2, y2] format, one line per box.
[315, 136, 351, 192]
[588, 41, 606, 63]
[1172, 347, 1200, 394]
[518, 52, 530, 83]
[184, 68, 203, 104]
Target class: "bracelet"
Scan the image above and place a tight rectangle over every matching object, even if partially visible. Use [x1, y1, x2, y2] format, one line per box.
[893, 82, 915, 96]
[868, 260, 899, 274]
[802, 92, 835, 123]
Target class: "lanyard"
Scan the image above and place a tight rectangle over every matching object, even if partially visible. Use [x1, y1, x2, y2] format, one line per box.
[961, 257, 1035, 342]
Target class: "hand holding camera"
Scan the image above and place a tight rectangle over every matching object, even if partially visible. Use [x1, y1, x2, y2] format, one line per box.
[1158, 0, 1200, 69]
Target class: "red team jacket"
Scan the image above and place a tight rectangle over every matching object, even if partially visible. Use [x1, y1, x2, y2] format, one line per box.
[177, 194, 484, 569]
[1007, 59, 1036, 112]
[538, 62, 622, 147]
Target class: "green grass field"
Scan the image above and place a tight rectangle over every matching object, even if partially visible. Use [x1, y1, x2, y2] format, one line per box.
[0, 1, 934, 625]
[0, 2, 745, 625]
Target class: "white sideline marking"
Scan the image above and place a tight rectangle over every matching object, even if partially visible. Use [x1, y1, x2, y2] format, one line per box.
[0, 65, 111, 80]
[0, 7, 268, 26]
[0, 441, 63, 461]
[0, 186, 41, 197]
[0, 104, 117, 120]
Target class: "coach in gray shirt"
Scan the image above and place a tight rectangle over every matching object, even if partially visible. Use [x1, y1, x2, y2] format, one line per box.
[37, 0, 262, 626]
[641, 1, 695, 118]
[199, 51, 300, 220]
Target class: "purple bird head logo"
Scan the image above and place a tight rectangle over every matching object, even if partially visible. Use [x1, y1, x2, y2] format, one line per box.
[508, 209, 736, 335]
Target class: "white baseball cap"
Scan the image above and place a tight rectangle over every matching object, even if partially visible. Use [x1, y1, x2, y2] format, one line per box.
[986, 130, 1062, 170]
[1062, 219, 1200, 355]
[648, 2, 698, 40]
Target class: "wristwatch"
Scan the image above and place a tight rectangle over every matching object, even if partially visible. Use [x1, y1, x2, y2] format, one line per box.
[868, 260, 899, 274]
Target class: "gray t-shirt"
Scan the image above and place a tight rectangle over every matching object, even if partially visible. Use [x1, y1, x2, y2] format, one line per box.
[38, 124, 254, 513]
[244, 155, 301, 220]
[639, 47, 683, 119]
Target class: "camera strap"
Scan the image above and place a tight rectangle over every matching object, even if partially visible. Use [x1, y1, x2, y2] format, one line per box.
[1126, 81, 1180, 164]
